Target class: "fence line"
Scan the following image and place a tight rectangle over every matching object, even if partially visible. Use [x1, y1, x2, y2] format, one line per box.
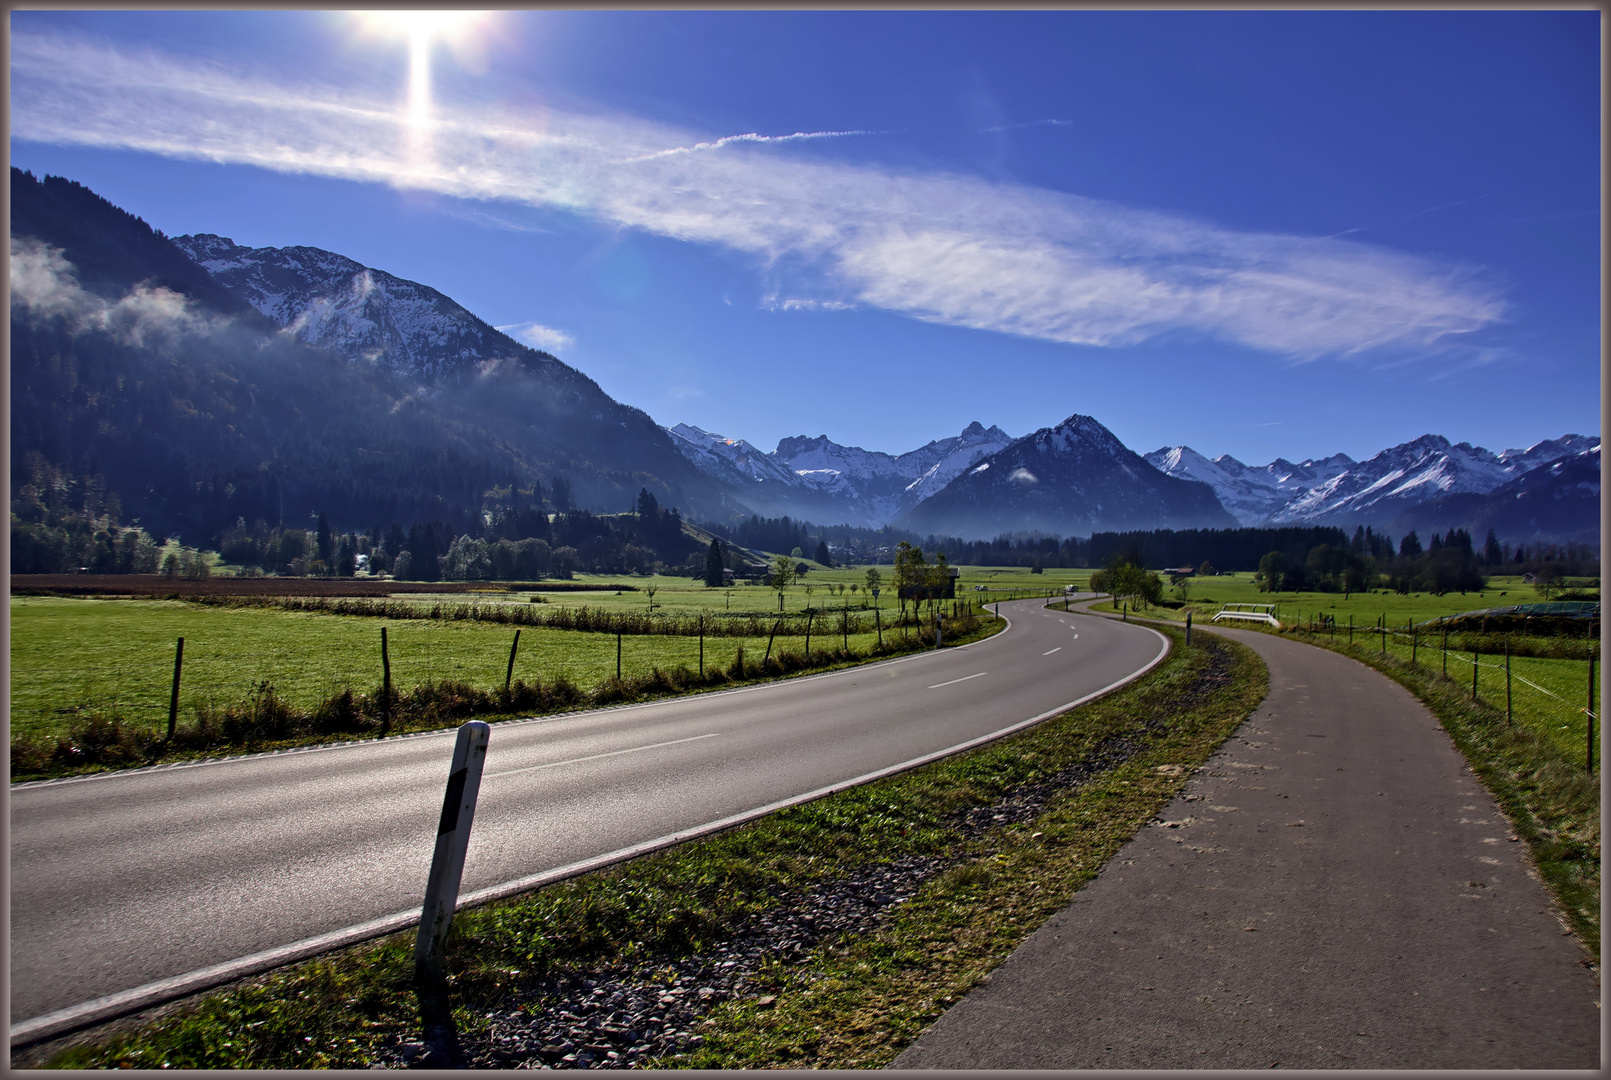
[1299, 621, 1600, 730]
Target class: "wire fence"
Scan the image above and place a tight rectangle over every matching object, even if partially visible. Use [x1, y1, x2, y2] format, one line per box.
[1288, 614, 1598, 772]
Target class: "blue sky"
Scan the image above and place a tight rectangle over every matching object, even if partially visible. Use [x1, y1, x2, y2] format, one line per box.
[9, 9, 1600, 465]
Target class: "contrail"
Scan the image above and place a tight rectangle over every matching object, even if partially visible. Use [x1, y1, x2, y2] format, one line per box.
[625, 128, 886, 163]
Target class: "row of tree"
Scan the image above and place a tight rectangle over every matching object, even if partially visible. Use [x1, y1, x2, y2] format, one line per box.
[1254, 531, 1487, 596]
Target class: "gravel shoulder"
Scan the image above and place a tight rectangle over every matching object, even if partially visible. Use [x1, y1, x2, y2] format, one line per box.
[894, 621, 1601, 1069]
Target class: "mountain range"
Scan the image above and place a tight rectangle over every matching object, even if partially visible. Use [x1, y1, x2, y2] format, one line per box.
[1144, 435, 1599, 536]
[10, 168, 1598, 550]
[664, 420, 1014, 527]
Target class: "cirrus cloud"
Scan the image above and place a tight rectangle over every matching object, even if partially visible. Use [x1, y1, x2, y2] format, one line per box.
[10, 30, 1508, 363]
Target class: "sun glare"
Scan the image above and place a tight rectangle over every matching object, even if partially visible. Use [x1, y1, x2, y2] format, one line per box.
[351, 11, 493, 171]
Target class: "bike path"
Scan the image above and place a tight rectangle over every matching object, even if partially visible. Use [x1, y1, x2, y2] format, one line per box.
[894, 620, 1600, 1069]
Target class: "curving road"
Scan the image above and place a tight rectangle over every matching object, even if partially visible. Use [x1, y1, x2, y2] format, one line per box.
[11, 597, 1166, 1041]
[895, 617, 1600, 1069]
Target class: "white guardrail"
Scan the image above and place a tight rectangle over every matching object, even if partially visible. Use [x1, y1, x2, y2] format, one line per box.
[1211, 603, 1281, 628]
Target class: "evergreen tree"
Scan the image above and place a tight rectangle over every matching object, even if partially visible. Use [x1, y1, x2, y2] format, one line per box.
[704, 538, 725, 587]
[814, 539, 832, 566]
[1483, 529, 1502, 566]
[316, 511, 333, 564]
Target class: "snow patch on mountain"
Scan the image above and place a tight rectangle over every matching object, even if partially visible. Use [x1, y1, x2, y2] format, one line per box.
[663, 420, 1013, 527]
[1150, 431, 1598, 528]
[173, 233, 562, 385]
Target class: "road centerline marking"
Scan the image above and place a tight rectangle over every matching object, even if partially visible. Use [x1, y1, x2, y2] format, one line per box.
[486, 733, 720, 778]
[928, 672, 987, 689]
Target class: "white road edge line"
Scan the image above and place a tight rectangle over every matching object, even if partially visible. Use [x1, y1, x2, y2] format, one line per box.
[17, 604, 1169, 1048]
[486, 733, 720, 779]
[927, 672, 987, 689]
[1043, 647, 1062, 656]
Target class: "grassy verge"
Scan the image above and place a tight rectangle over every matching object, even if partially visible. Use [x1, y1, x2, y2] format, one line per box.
[11, 602, 998, 781]
[36, 625, 1265, 1069]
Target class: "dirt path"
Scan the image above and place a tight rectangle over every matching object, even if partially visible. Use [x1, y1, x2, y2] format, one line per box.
[894, 623, 1600, 1069]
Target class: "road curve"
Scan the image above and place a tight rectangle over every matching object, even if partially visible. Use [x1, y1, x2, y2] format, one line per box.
[895, 619, 1600, 1069]
[11, 597, 1166, 1038]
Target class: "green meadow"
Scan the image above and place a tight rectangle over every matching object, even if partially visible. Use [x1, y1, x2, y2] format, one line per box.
[1089, 572, 1600, 771]
[375, 565, 1093, 618]
[7, 596, 890, 746]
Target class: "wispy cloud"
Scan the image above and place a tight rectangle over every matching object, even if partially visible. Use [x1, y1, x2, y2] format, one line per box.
[623, 128, 887, 163]
[10, 30, 1508, 363]
[496, 320, 574, 353]
[978, 118, 1073, 133]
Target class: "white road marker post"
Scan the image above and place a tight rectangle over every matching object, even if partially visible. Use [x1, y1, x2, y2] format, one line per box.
[415, 720, 491, 983]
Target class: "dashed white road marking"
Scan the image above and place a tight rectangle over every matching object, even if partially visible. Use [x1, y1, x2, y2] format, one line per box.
[1043, 647, 1063, 656]
[928, 672, 988, 690]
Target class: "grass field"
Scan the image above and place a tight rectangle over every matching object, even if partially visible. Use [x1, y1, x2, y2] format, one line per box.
[366, 566, 1092, 619]
[8, 596, 892, 746]
[1087, 575, 1599, 772]
[1155, 571, 1590, 628]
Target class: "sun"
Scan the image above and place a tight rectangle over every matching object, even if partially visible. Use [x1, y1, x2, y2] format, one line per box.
[351, 11, 494, 130]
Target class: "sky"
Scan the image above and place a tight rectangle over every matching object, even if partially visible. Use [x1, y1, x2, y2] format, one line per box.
[8, 9, 1602, 466]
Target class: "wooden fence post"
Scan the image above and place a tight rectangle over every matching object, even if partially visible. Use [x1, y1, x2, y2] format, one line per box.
[1185, 610, 1192, 645]
[765, 618, 780, 664]
[698, 615, 704, 677]
[1505, 638, 1512, 724]
[504, 629, 521, 692]
[616, 631, 622, 681]
[380, 627, 392, 737]
[1589, 655, 1596, 774]
[167, 637, 184, 740]
[1472, 647, 1479, 700]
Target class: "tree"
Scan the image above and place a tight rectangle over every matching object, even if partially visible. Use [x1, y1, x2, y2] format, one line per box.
[1091, 559, 1163, 609]
[1257, 550, 1288, 593]
[1483, 529, 1502, 566]
[814, 539, 832, 566]
[703, 538, 725, 587]
[864, 567, 882, 593]
[1399, 531, 1422, 558]
[316, 511, 333, 565]
[770, 553, 794, 608]
[1197, 559, 1217, 577]
[893, 541, 929, 613]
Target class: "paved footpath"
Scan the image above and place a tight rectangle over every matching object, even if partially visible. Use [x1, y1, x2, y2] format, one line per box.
[895, 623, 1600, 1069]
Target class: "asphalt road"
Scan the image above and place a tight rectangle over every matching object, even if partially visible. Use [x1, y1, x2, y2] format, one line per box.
[10, 597, 1166, 1037]
[894, 621, 1601, 1069]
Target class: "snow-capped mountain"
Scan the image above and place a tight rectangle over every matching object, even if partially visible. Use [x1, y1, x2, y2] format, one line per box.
[1147, 433, 1598, 529]
[166, 231, 738, 518]
[172, 234, 568, 386]
[663, 421, 1013, 527]
[898, 414, 1236, 540]
[665, 423, 802, 488]
[1274, 435, 1535, 526]
[1143, 446, 1354, 526]
[1388, 444, 1601, 546]
[1497, 434, 1600, 474]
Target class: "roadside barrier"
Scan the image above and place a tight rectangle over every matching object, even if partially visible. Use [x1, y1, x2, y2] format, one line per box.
[416, 720, 491, 982]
